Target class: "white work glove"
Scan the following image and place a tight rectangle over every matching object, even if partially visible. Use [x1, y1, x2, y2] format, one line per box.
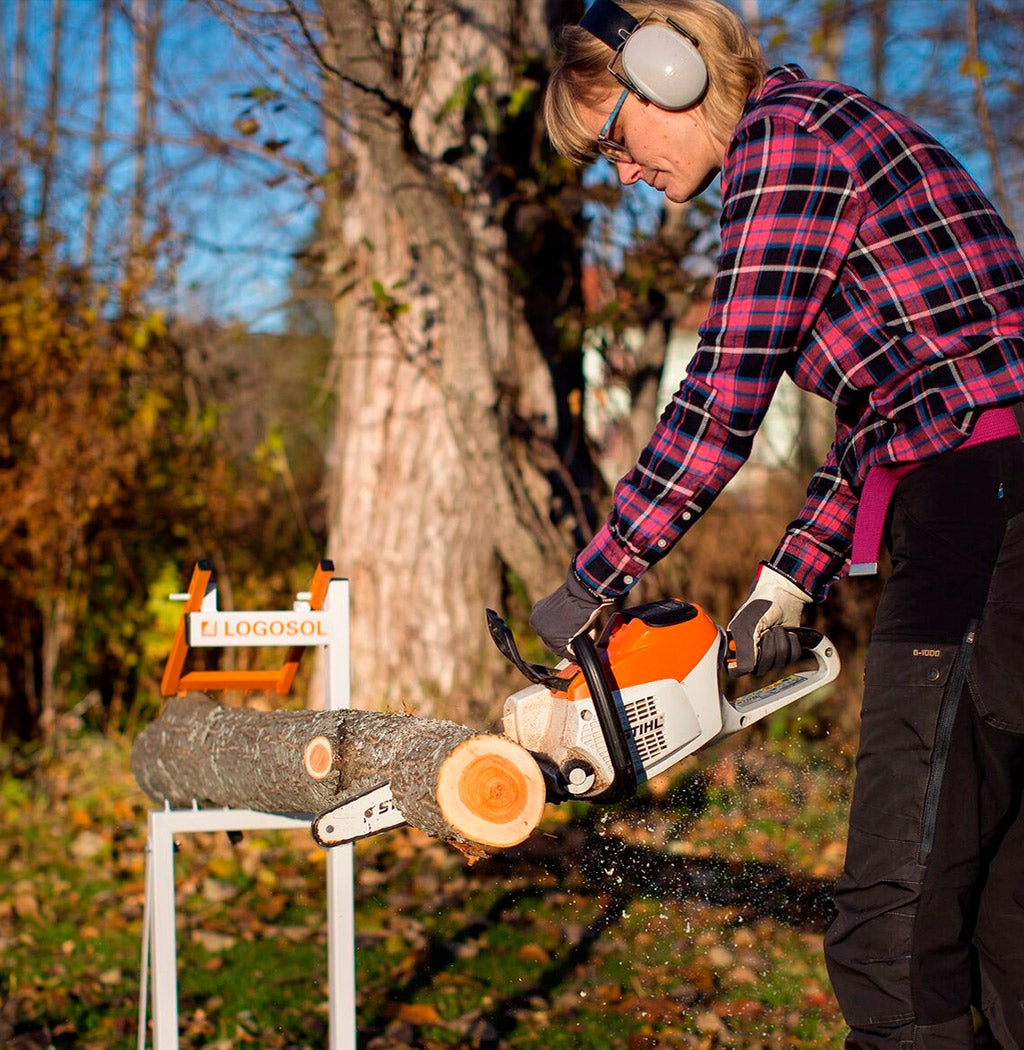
[727, 564, 812, 676]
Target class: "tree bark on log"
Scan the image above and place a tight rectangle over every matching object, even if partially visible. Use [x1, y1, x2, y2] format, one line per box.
[131, 693, 546, 856]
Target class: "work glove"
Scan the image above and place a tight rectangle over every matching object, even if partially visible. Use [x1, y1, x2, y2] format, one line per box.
[530, 566, 611, 661]
[727, 564, 811, 677]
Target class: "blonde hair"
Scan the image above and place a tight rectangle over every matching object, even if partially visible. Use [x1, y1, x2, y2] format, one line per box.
[545, 0, 767, 163]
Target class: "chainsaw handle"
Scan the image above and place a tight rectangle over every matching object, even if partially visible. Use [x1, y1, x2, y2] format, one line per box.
[572, 633, 638, 803]
[724, 625, 824, 674]
[718, 628, 840, 738]
[788, 626, 825, 651]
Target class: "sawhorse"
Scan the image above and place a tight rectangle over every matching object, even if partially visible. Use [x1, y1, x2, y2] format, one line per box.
[138, 560, 356, 1050]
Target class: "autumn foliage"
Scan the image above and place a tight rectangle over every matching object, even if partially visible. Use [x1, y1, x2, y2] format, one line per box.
[0, 177, 328, 741]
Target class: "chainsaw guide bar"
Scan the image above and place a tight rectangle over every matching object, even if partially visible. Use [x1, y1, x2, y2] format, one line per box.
[312, 782, 408, 846]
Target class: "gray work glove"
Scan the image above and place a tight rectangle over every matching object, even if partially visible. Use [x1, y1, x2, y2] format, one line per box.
[727, 564, 811, 677]
[530, 567, 611, 660]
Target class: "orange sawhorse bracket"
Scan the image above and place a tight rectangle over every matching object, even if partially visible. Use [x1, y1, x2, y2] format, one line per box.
[160, 558, 335, 696]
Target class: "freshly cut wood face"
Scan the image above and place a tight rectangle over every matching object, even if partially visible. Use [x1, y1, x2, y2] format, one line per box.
[303, 736, 334, 780]
[438, 737, 546, 849]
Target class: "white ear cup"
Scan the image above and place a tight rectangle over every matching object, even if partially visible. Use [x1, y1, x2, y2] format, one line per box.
[620, 23, 708, 110]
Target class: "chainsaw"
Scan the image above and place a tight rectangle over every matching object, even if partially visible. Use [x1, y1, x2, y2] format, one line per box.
[311, 598, 839, 845]
[492, 599, 838, 803]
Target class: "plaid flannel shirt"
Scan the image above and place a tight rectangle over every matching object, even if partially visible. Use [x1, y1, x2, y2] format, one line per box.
[575, 65, 1024, 602]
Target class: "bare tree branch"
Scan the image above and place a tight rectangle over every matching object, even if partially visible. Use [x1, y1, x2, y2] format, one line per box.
[83, 0, 113, 275]
[966, 0, 1015, 233]
[37, 0, 65, 244]
[283, 0, 412, 121]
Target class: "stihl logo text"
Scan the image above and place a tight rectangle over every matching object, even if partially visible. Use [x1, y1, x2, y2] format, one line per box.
[634, 715, 665, 738]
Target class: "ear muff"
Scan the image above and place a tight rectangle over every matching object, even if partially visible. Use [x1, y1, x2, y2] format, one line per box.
[579, 0, 709, 111]
[620, 22, 707, 109]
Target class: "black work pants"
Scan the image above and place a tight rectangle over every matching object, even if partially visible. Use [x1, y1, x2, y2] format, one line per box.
[824, 437, 1024, 1049]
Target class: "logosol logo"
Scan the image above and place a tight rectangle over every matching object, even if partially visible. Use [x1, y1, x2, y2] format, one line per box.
[196, 616, 328, 640]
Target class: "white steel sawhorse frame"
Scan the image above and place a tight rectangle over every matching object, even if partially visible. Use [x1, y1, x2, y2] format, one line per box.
[138, 559, 356, 1050]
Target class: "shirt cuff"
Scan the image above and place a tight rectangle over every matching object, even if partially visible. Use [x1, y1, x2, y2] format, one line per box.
[572, 524, 650, 599]
[768, 531, 848, 600]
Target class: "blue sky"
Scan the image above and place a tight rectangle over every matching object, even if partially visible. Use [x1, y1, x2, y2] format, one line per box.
[4, 0, 325, 330]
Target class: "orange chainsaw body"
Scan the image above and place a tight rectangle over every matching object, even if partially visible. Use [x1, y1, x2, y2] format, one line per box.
[559, 600, 721, 700]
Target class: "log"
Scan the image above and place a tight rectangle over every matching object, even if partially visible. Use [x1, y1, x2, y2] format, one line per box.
[131, 692, 546, 856]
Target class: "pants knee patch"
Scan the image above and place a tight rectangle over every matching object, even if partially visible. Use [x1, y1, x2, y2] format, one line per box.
[826, 827, 918, 1028]
[826, 908, 915, 1028]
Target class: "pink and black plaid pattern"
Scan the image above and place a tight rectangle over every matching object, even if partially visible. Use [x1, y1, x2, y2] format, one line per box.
[576, 65, 1024, 601]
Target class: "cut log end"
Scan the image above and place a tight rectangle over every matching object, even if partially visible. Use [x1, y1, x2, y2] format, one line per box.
[303, 735, 335, 780]
[437, 736, 546, 849]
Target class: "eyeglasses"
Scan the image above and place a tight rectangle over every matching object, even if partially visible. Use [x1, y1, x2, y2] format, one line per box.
[596, 87, 632, 163]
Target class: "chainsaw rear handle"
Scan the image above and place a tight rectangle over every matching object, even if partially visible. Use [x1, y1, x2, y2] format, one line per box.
[576, 626, 835, 800]
[571, 632, 639, 803]
[723, 624, 824, 675]
[718, 626, 840, 738]
[786, 626, 827, 659]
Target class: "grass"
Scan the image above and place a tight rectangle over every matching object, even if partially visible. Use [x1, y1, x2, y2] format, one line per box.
[0, 719, 854, 1049]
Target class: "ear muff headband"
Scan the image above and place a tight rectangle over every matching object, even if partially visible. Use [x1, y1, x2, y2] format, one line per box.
[579, 0, 708, 111]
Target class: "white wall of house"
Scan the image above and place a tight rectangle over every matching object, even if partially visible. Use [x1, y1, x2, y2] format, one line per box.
[659, 329, 806, 491]
[585, 324, 813, 494]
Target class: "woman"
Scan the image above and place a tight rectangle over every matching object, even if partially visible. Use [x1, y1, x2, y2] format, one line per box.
[530, 1, 1024, 1047]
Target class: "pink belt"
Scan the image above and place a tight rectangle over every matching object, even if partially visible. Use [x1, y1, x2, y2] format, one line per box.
[849, 406, 1022, 576]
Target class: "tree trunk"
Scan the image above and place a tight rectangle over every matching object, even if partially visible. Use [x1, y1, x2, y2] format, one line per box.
[127, 0, 161, 291]
[131, 692, 546, 856]
[317, 0, 585, 719]
[811, 0, 851, 81]
[966, 0, 1015, 236]
[83, 0, 112, 275]
[8, 0, 28, 152]
[869, 0, 888, 101]
[5, 0, 30, 214]
[36, 0, 64, 244]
